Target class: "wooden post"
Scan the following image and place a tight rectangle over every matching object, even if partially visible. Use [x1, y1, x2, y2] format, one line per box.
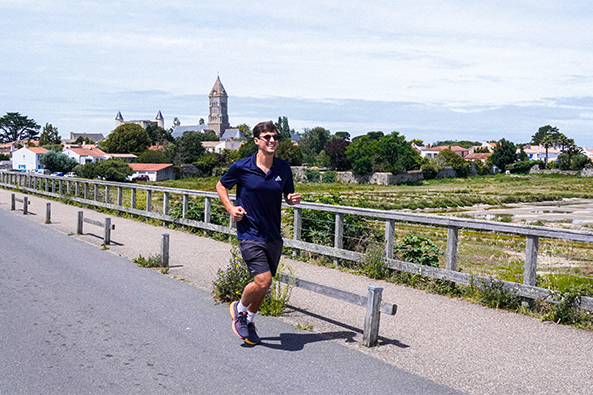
[446, 225, 459, 272]
[385, 219, 395, 259]
[146, 189, 152, 212]
[105, 185, 110, 204]
[182, 194, 189, 218]
[161, 233, 170, 267]
[66, 179, 71, 194]
[334, 213, 344, 266]
[117, 187, 123, 207]
[163, 192, 170, 215]
[11, 193, 15, 210]
[23, 196, 28, 215]
[204, 197, 211, 223]
[58, 179, 63, 195]
[75, 181, 79, 197]
[363, 285, 383, 347]
[104, 217, 111, 245]
[293, 207, 302, 257]
[77, 211, 84, 234]
[44, 178, 49, 192]
[524, 235, 539, 286]
[84, 183, 89, 199]
[94, 184, 99, 201]
[131, 188, 137, 209]
[45, 202, 51, 224]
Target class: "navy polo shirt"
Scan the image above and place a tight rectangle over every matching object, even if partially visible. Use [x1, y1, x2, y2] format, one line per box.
[219, 154, 295, 242]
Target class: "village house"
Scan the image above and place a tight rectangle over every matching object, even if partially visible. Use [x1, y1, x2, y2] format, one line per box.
[420, 145, 469, 159]
[11, 146, 48, 172]
[63, 146, 107, 164]
[128, 163, 174, 181]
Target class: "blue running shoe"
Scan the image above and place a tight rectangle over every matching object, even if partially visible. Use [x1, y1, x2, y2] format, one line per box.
[230, 301, 249, 339]
[245, 322, 261, 345]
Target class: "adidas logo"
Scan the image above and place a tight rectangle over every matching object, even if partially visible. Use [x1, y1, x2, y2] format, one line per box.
[275, 176, 282, 182]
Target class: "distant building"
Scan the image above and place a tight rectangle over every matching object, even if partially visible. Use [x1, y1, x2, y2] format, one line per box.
[115, 111, 164, 130]
[172, 124, 210, 139]
[63, 146, 107, 164]
[11, 146, 48, 172]
[128, 163, 174, 181]
[420, 145, 469, 159]
[220, 128, 245, 141]
[207, 76, 230, 138]
[67, 132, 105, 143]
[104, 153, 138, 163]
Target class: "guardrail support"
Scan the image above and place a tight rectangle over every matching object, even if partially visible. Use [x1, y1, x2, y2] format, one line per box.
[161, 233, 170, 267]
[363, 285, 383, 347]
[385, 219, 396, 259]
[293, 207, 302, 257]
[77, 210, 84, 234]
[104, 218, 111, 245]
[334, 213, 344, 266]
[446, 225, 459, 272]
[45, 202, 51, 224]
[524, 235, 539, 287]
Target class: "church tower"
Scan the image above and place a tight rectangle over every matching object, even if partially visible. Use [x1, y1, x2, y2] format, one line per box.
[207, 76, 230, 138]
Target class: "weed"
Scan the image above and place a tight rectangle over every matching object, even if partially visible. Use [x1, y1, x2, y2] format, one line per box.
[296, 323, 313, 331]
[160, 267, 169, 274]
[101, 244, 109, 250]
[259, 262, 296, 316]
[133, 253, 162, 268]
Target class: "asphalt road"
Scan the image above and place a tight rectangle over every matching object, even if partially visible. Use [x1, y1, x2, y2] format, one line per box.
[0, 208, 463, 395]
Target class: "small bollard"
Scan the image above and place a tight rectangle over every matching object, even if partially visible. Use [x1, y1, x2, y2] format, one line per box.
[77, 211, 84, 234]
[362, 285, 383, 347]
[23, 196, 28, 215]
[45, 202, 51, 224]
[161, 233, 170, 267]
[104, 218, 111, 245]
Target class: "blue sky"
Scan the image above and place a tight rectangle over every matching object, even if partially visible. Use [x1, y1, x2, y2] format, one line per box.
[2, 1, 593, 147]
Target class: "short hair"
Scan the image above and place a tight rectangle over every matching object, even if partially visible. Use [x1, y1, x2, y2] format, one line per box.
[253, 121, 278, 138]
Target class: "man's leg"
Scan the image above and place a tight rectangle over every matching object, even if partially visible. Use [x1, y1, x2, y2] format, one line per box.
[240, 271, 272, 314]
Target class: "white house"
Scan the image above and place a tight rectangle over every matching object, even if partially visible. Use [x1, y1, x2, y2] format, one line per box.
[128, 163, 174, 181]
[202, 140, 243, 153]
[11, 146, 48, 172]
[63, 146, 107, 164]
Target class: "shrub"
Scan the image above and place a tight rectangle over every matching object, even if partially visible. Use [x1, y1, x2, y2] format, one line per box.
[305, 169, 321, 183]
[421, 163, 441, 180]
[396, 235, 440, 267]
[259, 262, 296, 316]
[471, 276, 522, 310]
[322, 170, 337, 183]
[359, 243, 389, 279]
[133, 253, 161, 268]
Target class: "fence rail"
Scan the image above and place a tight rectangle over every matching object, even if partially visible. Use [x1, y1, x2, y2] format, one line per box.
[2, 171, 593, 310]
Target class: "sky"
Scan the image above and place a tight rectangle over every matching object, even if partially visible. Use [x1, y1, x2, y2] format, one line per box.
[2, 0, 593, 147]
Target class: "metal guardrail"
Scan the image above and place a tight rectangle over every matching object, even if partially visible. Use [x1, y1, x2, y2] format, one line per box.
[2, 171, 593, 311]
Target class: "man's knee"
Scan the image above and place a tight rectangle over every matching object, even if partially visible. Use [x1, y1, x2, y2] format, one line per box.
[253, 272, 273, 290]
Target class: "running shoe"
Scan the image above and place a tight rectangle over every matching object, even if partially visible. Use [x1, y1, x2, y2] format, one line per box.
[245, 322, 261, 345]
[230, 301, 249, 339]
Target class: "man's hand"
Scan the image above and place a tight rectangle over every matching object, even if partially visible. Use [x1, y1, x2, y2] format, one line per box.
[230, 206, 246, 221]
[285, 193, 301, 205]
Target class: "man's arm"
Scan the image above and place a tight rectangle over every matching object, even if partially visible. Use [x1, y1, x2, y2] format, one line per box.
[216, 181, 246, 221]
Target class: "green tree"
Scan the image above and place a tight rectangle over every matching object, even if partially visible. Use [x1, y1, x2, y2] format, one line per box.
[334, 131, 351, 141]
[345, 134, 382, 174]
[100, 124, 151, 153]
[238, 139, 257, 158]
[490, 138, 517, 172]
[199, 118, 205, 125]
[275, 139, 303, 165]
[299, 127, 331, 165]
[74, 159, 133, 181]
[146, 125, 174, 145]
[274, 116, 294, 141]
[0, 112, 41, 142]
[174, 130, 206, 164]
[379, 131, 421, 173]
[39, 150, 78, 173]
[233, 123, 251, 139]
[168, 117, 181, 135]
[541, 135, 554, 164]
[435, 149, 471, 177]
[137, 149, 172, 164]
[193, 151, 219, 177]
[39, 123, 62, 146]
[532, 125, 560, 145]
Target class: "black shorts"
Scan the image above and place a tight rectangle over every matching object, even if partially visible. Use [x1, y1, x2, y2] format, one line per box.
[238, 238, 283, 277]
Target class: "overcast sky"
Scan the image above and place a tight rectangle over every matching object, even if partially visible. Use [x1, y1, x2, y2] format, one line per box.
[2, 0, 593, 147]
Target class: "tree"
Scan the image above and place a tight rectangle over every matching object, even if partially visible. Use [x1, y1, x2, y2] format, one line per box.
[435, 148, 470, 177]
[100, 124, 151, 153]
[199, 118, 205, 125]
[39, 123, 62, 146]
[39, 150, 78, 173]
[74, 159, 133, 182]
[168, 117, 181, 135]
[0, 112, 41, 142]
[299, 127, 331, 165]
[324, 137, 351, 171]
[275, 139, 303, 166]
[345, 134, 382, 174]
[137, 149, 172, 164]
[490, 138, 517, 172]
[334, 131, 350, 141]
[274, 116, 294, 141]
[541, 135, 554, 164]
[532, 125, 560, 145]
[173, 130, 206, 164]
[193, 151, 219, 177]
[379, 131, 422, 174]
[146, 125, 174, 145]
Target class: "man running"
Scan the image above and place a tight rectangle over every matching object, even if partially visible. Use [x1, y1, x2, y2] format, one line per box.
[216, 121, 301, 345]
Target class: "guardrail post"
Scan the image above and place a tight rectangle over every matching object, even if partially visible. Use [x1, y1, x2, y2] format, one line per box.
[94, 184, 99, 201]
[293, 207, 302, 257]
[446, 225, 459, 272]
[163, 191, 170, 215]
[77, 211, 84, 234]
[11, 193, 15, 210]
[66, 179, 71, 194]
[117, 186, 123, 206]
[45, 202, 51, 224]
[44, 178, 49, 192]
[385, 219, 395, 259]
[23, 196, 28, 215]
[334, 213, 344, 266]
[182, 194, 189, 218]
[105, 185, 110, 204]
[524, 235, 539, 286]
[204, 197, 211, 223]
[58, 179, 63, 195]
[104, 217, 111, 245]
[131, 188, 137, 209]
[51, 178, 56, 193]
[84, 183, 89, 199]
[74, 181, 79, 197]
[363, 285, 383, 347]
[161, 233, 170, 267]
[146, 189, 152, 212]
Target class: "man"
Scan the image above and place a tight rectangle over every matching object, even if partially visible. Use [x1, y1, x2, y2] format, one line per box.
[216, 121, 301, 345]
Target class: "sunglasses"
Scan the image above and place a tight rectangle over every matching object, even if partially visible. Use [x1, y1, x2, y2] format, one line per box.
[258, 134, 278, 141]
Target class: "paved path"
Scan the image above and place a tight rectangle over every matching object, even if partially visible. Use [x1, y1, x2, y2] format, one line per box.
[1, 189, 593, 394]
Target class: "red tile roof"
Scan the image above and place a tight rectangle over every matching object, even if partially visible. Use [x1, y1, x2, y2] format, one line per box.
[129, 163, 173, 172]
[68, 147, 106, 158]
[28, 147, 48, 154]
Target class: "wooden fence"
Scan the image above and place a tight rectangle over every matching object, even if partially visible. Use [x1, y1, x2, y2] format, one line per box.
[2, 171, 593, 310]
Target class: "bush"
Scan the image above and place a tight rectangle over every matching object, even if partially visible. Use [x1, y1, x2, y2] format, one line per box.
[421, 163, 441, 180]
[322, 171, 337, 183]
[506, 161, 533, 174]
[305, 169, 321, 183]
[471, 276, 522, 310]
[259, 262, 296, 316]
[359, 243, 389, 279]
[133, 253, 161, 268]
[396, 235, 440, 267]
